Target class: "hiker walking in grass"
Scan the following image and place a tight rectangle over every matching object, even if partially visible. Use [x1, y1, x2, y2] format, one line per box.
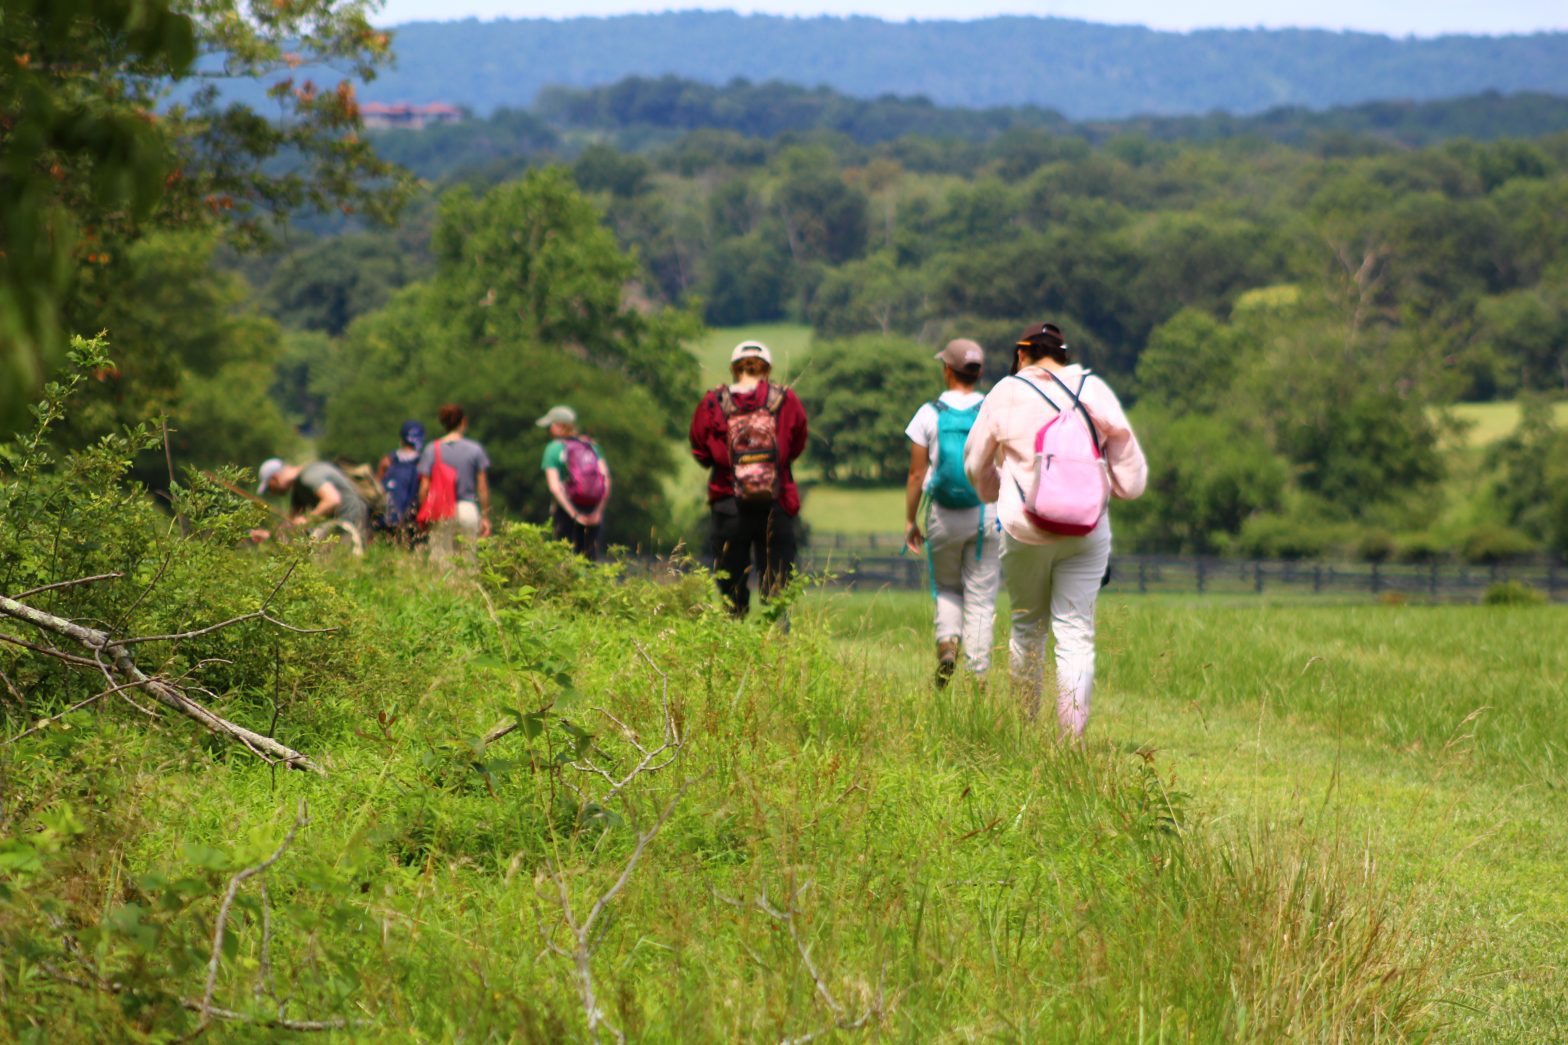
[964, 322, 1147, 740]
[376, 420, 426, 543]
[538, 404, 610, 561]
[256, 457, 369, 553]
[689, 340, 809, 617]
[905, 338, 1001, 687]
[418, 403, 492, 565]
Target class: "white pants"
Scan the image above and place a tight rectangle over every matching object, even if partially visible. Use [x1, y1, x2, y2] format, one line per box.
[430, 500, 482, 565]
[1000, 516, 1111, 738]
[925, 501, 1001, 676]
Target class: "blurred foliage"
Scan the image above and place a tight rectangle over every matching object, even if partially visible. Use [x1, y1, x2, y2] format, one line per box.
[1, 0, 411, 432]
[318, 170, 700, 547]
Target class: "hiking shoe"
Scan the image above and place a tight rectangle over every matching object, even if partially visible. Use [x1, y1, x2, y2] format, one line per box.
[935, 639, 959, 688]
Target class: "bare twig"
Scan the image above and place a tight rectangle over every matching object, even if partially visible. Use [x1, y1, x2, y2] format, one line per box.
[198, 801, 309, 1032]
[111, 565, 337, 648]
[162, 419, 191, 538]
[1, 629, 115, 670]
[568, 643, 683, 805]
[5, 572, 124, 602]
[713, 883, 884, 1043]
[544, 781, 692, 1045]
[0, 593, 325, 774]
[0, 664, 25, 709]
[41, 961, 356, 1032]
[3, 678, 153, 744]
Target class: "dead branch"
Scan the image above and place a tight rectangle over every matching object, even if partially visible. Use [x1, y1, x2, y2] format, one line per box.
[714, 883, 884, 1044]
[5, 572, 124, 602]
[0, 593, 325, 775]
[197, 801, 308, 1033]
[542, 780, 692, 1045]
[0, 630, 106, 670]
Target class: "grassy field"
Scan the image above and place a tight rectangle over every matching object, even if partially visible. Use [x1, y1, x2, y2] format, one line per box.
[8, 533, 1565, 1040]
[823, 589, 1568, 1041]
[689, 323, 815, 388]
[1439, 400, 1568, 448]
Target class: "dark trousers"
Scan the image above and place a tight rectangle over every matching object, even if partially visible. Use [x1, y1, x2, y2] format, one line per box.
[710, 500, 797, 616]
[552, 506, 601, 561]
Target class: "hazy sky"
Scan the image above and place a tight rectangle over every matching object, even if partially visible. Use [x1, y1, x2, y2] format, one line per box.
[371, 1, 1568, 37]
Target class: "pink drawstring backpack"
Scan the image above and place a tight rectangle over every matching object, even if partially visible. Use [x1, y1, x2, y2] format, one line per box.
[1010, 371, 1110, 537]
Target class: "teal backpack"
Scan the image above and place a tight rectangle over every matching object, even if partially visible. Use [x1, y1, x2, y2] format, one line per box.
[929, 400, 982, 509]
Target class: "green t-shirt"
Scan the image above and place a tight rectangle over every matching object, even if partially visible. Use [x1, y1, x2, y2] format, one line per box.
[541, 437, 606, 476]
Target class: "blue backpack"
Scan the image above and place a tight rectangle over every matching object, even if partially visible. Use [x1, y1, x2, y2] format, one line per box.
[381, 451, 421, 527]
[929, 400, 982, 509]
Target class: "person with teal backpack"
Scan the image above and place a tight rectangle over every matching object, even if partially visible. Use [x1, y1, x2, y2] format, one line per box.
[904, 338, 1002, 687]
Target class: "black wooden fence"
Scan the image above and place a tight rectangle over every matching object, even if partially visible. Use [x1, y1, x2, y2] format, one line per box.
[801, 542, 1567, 603]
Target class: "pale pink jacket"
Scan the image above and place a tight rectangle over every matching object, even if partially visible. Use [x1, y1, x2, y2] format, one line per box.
[964, 364, 1148, 544]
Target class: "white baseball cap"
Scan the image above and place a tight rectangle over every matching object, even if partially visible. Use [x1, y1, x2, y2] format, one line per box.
[729, 340, 773, 367]
[256, 458, 285, 495]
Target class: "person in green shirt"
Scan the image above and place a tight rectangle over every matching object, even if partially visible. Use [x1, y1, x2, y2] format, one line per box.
[537, 404, 609, 560]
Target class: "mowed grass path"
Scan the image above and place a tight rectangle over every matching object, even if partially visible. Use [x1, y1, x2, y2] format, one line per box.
[813, 591, 1568, 1042]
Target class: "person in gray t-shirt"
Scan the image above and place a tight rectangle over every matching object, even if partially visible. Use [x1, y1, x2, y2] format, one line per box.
[254, 457, 369, 553]
[418, 403, 493, 563]
[256, 458, 367, 528]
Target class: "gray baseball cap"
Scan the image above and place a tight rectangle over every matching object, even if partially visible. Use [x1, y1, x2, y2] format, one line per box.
[256, 457, 285, 495]
[535, 405, 577, 428]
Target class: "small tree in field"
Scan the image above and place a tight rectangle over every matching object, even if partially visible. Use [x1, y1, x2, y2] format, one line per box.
[793, 334, 935, 483]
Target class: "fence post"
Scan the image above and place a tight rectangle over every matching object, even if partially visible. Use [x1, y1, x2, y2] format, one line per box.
[1196, 559, 1206, 595]
[1370, 562, 1381, 596]
[1550, 562, 1561, 602]
[1254, 562, 1264, 595]
[1313, 565, 1322, 594]
[1429, 562, 1438, 600]
[1137, 561, 1147, 594]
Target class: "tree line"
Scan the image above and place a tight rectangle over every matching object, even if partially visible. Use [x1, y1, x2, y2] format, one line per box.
[6, 1, 1566, 563]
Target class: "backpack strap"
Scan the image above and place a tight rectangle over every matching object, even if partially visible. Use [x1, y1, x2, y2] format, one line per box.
[1009, 372, 1103, 455]
[763, 383, 786, 414]
[716, 386, 737, 417]
[931, 399, 948, 415]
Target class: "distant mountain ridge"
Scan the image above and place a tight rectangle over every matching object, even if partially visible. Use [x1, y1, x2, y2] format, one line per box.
[363, 12, 1568, 119]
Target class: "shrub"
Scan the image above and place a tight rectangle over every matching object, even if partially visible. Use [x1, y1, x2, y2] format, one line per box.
[1461, 522, 1540, 564]
[1355, 527, 1396, 562]
[478, 522, 715, 620]
[1482, 580, 1549, 605]
[1233, 513, 1348, 560]
[1393, 530, 1449, 563]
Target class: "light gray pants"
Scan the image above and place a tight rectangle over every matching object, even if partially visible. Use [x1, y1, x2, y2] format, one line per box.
[999, 516, 1111, 738]
[925, 501, 1001, 676]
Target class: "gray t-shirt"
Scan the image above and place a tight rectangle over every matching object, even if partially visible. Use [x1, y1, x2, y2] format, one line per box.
[292, 462, 367, 526]
[419, 436, 491, 504]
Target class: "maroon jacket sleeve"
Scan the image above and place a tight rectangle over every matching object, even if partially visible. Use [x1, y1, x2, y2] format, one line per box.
[689, 390, 727, 469]
[780, 388, 808, 465]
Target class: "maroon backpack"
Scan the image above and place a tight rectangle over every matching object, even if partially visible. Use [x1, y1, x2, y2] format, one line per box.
[718, 383, 787, 504]
[562, 437, 607, 509]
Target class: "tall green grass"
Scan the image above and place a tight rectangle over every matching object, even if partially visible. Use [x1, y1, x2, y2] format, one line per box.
[23, 539, 1565, 1039]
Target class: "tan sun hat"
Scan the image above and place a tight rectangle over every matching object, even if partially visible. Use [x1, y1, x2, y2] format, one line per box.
[935, 338, 984, 371]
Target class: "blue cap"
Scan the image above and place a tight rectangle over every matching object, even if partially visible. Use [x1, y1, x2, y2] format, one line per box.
[400, 420, 426, 450]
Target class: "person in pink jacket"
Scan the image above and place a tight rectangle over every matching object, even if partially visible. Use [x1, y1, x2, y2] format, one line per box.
[963, 322, 1147, 740]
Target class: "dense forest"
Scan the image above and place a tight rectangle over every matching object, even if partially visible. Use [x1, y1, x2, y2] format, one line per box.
[218, 77, 1568, 562]
[314, 14, 1568, 119]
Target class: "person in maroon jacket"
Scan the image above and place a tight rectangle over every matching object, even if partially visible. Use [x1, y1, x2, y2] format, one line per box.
[689, 340, 809, 616]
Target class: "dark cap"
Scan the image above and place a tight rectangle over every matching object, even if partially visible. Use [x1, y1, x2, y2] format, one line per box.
[1015, 322, 1067, 352]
